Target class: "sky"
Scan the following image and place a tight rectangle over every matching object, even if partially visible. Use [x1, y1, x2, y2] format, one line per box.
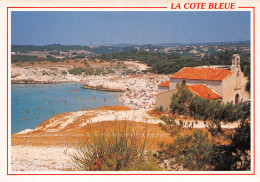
[11, 11, 250, 46]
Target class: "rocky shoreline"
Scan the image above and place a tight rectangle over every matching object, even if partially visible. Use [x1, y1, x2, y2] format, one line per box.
[81, 83, 125, 92]
[11, 79, 71, 84]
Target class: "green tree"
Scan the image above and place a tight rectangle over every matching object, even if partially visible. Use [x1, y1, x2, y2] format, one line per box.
[170, 82, 193, 115]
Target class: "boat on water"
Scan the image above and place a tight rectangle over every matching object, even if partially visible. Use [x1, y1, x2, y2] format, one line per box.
[72, 89, 78, 91]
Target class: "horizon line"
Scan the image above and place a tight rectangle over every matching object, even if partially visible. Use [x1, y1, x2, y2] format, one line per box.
[11, 40, 250, 47]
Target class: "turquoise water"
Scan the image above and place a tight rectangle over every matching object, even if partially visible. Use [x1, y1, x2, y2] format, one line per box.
[11, 82, 122, 133]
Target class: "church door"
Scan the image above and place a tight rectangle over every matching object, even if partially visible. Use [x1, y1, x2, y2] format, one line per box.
[235, 94, 240, 105]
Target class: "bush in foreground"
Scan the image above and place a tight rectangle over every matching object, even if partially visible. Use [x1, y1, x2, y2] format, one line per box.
[69, 121, 160, 171]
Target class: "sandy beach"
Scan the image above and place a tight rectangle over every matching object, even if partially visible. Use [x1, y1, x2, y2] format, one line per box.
[82, 74, 169, 109]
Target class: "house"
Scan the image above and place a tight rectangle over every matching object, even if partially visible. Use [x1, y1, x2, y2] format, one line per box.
[155, 54, 250, 111]
[157, 81, 170, 93]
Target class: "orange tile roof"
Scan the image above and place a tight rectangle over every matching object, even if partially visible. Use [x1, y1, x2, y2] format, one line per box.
[171, 67, 232, 81]
[158, 81, 170, 87]
[188, 84, 222, 100]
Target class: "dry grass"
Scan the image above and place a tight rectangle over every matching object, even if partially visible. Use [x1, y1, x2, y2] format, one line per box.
[12, 121, 171, 149]
[69, 120, 162, 171]
[11, 120, 233, 148]
[94, 105, 131, 111]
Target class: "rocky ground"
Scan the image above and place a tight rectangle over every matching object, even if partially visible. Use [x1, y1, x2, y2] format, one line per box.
[11, 146, 77, 171]
[11, 59, 150, 84]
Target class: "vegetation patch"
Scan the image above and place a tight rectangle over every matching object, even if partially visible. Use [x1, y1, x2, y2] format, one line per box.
[68, 67, 85, 75]
[61, 70, 67, 75]
[68, 120, 161, 171]
[153, 83, 251, 171]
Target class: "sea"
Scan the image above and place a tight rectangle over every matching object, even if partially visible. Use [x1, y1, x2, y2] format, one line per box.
[11, 82, 122, 133]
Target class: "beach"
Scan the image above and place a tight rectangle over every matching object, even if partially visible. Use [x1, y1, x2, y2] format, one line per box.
[82, 74, 168, 109]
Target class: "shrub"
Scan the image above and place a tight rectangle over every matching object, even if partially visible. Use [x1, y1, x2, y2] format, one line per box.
[11, 55, 38, 63]
[107, 69, 115, 74]
[154, 107, 160, 112]
[42, 71, 49, 75]
[210, 125, 250, 171]
[85, 68, 95, 76]
[69, 67, 85, 75]
[209, 102, 251, 171]
[69, 121, 160, 171]
[61, 70, 67, 75]
[83, 60, 89, 66]
[49, 51, 60, 55]
[94, 68, 103, 75]
[170, 83, 192, 114]
[159, 106, 164, 112]
[155, 129, 214, 171]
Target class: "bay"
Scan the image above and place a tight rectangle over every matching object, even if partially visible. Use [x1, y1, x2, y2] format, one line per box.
[11, 82, 122, 133]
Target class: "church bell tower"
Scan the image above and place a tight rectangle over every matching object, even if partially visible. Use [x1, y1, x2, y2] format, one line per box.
[231, 54, 241, 90]
[231, 54, 241, 71]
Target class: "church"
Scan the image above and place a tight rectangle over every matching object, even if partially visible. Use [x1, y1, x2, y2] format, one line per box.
[155, 54, 250, 111]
